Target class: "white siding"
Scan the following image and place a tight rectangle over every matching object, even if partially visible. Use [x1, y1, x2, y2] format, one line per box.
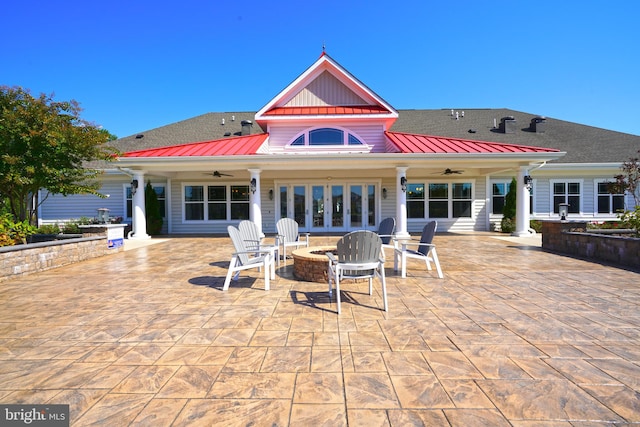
[39, 179, 129, 224]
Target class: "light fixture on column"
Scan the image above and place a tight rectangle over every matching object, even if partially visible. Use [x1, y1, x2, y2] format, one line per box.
[382, 188, 387, 199]
[269, 188, 273, 200]
[400, 176, 407, 192]
[131, 179, 139, 195]
[250, 178, 257, 194]
[524, 175, 533, 190]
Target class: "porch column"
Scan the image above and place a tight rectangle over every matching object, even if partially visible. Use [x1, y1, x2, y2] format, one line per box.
[248, 169, 263, 236]
[396, 167, 410, 238]
[130, 171, 150, 240]
[513, 166, 532, 237]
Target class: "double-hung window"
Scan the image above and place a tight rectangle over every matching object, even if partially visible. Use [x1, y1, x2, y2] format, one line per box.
[596, 181, 625, 214]
[407, 182, 473, 219]
[552, 181, 581, 214]
[492, 182, 509, 214]
[184, 184, 250, 221]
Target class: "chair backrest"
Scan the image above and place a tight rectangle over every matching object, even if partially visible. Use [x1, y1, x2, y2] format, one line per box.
[238, 220, 261, 244]
[377, 217, 396, 244]
[276, 218, 299, 243]
[418, 221, 437, 255]
[336, 230, 382, 264]
[228, 225, 250, 265]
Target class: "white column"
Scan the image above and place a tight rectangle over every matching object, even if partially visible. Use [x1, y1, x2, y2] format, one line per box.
[513, 166, 532, 237]
[130, 171, 150, 240]
[396, 167, 410, 238]
[248, 169, 263, 236]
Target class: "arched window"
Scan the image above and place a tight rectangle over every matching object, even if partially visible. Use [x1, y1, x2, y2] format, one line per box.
[289, 127, 364, 147]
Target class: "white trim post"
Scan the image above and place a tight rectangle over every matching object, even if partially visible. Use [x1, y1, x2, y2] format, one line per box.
[130, 171, 150, 240]
[249, 169, 263, 236]
[513, 166, 532, 237]
[396, 167, 410, 238]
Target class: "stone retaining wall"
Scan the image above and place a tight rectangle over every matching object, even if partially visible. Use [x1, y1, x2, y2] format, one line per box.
[542, 221, 640, 270]
[1, 234, 123, 282]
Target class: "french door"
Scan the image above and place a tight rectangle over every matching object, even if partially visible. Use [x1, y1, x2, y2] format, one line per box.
[278, 182, 377, 232]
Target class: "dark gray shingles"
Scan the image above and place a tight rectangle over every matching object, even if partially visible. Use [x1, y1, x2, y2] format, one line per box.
[107, 108, 640, 164]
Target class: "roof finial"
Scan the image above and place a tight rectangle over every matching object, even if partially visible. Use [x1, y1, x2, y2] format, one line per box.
[321, 41, 326, 57]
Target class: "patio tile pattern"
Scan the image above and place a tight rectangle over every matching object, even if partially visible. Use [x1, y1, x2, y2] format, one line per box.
[1, 233, 639, 426]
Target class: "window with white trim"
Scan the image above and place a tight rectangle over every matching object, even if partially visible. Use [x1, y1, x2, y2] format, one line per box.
[183, 184, 250, 221]
[407, 182, 473, 219]
[289, 127, 364, 146]
[552, 181, 581, 214]
[492, 180, 534, 215]
[596, 180, 625, 214]
[492, 182, 509, 214]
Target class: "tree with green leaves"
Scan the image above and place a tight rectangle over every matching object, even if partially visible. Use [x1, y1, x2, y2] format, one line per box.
[609, 150, 640, 236]
[500, 177, 518, 233]
[0, 86, 118, 224]
[145, 181, 163, 235]
[609, 150, 640, 207]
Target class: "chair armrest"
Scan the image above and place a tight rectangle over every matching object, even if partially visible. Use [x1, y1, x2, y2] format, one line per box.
[233, 249, 273, 256]
[326, 252, 337, 263]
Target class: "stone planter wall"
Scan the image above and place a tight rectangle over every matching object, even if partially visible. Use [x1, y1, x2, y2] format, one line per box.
[542, 221, 640, 270]
[1, 225, 125, 282]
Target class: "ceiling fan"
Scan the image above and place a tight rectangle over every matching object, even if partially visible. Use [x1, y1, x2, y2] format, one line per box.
[204, 171, 234, 177]
[442, 168, 463, 175]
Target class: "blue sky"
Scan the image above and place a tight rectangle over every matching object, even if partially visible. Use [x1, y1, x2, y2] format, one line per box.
[2, 0, 639, 138]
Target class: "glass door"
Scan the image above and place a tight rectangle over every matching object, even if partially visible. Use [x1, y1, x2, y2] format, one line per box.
[311, 185, 325, 230]
[331, 185, 345, 231]
[348, 184, 377, 230]
[277, 182, 378, 232]
[293, 185, 306, 228]
[349, 185, 363, 229]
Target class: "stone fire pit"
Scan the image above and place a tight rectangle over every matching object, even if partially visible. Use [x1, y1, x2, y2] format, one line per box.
[291, 246, 335, 282]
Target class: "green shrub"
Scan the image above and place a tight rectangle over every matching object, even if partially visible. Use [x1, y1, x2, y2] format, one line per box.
[145, 181, 163, 235]
[37, 224, 61, 234]
[0, 214, 37, 246]
[500, 217, 515, 234]
[530, 220, 543, 233]
[619, 206, 640, 237]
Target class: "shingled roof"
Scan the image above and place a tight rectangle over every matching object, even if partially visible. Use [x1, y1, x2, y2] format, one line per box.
[108, 108, 640, 164]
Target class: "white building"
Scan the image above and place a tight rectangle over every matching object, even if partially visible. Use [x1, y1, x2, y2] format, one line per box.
[39, 53, 640, 238]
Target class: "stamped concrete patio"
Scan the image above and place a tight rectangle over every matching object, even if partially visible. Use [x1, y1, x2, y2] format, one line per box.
[0, 232, 639, 426]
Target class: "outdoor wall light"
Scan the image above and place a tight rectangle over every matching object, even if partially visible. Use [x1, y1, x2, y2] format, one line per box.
[558, 202, 569, 221]
[250, 178, 257, 194]
[382, 188, 387, 199]
[131, 179, 139, 195]
[524, 175, 533, 190]
[269, 188, 274, 200]
[400, 177, 407, 192]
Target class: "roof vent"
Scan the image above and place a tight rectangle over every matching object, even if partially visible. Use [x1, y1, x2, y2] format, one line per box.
[241, 120, 253, 136]
[135, 134, 144, 139]
[499, 116, 517, 134]
[224, 132, 231, 137]
[468, 129, 476, 133]
[530, 116, 546, 133]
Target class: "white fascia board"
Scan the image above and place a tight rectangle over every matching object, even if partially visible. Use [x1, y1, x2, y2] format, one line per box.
[114, 151, 567, 173]
[536, 162, 622, 171]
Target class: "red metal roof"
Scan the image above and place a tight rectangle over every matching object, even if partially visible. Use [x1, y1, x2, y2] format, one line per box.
[385, 131, 561, 154]
[122, 134, 268, 157]
[264, 105, 391, 116]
